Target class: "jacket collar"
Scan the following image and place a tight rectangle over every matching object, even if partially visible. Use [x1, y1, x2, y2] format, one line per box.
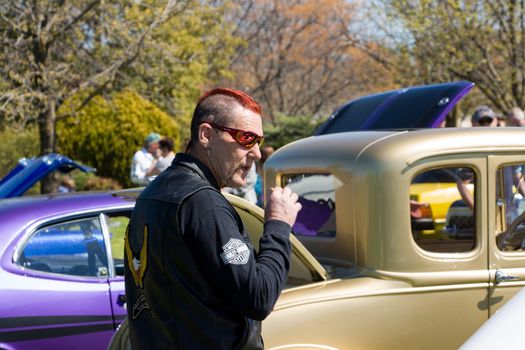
[172, 153, 220, 190]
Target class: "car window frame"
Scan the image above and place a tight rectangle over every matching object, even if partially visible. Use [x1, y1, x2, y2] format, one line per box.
[9, 205, 133, 281]
[409, 165, 477, 254]
[406, 156, 486, 261]
[282, 172, 338, 239]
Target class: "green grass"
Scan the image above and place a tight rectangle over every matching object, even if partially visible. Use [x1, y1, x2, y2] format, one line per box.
[109, 216, 129, 260]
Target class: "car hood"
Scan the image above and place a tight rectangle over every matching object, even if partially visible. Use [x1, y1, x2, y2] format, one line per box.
[0, 153, 94, 198]
[315, 81, 474, 135]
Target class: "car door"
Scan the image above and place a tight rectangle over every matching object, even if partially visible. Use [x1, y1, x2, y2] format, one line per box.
[488, 155, 525, 315]
[1, 214, 118, 350]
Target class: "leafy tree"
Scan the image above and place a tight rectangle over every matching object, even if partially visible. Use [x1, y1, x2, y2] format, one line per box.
[0, 126, 39, 179]
[117, 1, 241, 139]
[228, 0, 395, 122]
[359, 0, 525, 117]
[0, 0, 237, 192]
[56, 90, 180, 187]
[263, 114, 322, 149]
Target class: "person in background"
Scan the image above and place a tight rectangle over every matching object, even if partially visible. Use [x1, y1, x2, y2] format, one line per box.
[504, 107, 525, 205]
[454, 105, 499, 209]
[125, 88, 301, 349]
[146, 136, 176, 177]
[497, 114, 507, 127]
[255, 145, 275, 207]
[57, 175, 76, 193]
[130, 132, 161, 186]
[470, 105, 497, 127]
[506, 107, 525, 127]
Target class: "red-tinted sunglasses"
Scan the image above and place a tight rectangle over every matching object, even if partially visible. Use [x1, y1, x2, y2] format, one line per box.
[205, 122, 264, 149]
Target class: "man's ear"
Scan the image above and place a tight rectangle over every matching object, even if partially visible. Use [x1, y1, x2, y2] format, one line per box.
[198, 122, 213, 148]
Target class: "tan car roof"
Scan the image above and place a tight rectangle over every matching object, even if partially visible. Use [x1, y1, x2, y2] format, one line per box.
[265, 127, 525, 277]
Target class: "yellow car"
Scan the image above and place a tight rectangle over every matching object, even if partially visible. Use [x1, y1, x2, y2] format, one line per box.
[410, 168, 475, 233]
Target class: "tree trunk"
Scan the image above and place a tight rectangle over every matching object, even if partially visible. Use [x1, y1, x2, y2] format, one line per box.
[38, 102, 58, 194]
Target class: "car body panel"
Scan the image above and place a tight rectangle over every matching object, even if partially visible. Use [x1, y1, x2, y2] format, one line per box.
[0, 153, 94, 198]
[266, 279, 486, 349]
[315, 81, 475, 235]
[315, 81, 474, 135]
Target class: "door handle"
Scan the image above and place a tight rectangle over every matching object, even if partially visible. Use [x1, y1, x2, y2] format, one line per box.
[495, 269, 520, 284]
[117, 294, 126, 307]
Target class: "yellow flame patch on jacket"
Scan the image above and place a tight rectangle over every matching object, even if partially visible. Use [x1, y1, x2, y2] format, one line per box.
[125, 225, 148, 288]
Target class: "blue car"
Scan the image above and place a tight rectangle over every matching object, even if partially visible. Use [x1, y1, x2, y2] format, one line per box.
[0, 153, 94, 198]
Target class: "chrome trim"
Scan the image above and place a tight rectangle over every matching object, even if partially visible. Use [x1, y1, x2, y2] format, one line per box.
[495, 269, 520, 284]
[99, 213, 116, 278]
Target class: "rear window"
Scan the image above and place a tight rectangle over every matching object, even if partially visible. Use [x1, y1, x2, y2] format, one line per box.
[283, 173, 336, 238]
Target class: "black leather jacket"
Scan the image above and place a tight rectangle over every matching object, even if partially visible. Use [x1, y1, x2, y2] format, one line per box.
[125, 153, 291, 349]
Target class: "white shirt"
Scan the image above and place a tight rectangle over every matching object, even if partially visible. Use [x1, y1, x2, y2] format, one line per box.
[130, 148, 154, 185]
[155, 152, 175, 173]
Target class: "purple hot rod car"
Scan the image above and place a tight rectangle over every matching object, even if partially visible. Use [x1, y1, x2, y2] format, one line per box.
[0, 191, 132, 349]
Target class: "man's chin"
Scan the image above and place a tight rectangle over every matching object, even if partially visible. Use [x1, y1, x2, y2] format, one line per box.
[228, 175, 247, 188]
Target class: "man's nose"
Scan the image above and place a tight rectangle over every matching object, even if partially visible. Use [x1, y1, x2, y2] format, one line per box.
[249, 143, 262, 160]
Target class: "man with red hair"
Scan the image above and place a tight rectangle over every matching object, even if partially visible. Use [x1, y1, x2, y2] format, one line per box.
[125, 88, 301, 349]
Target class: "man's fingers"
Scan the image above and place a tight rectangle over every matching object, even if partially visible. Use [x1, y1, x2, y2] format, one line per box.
[265, 186, 302, 226]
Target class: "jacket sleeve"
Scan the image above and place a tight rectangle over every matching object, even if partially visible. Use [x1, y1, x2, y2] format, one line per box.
[178, 188, 291, 320]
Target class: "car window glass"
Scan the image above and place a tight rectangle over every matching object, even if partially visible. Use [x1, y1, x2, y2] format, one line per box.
[18, 217, 109, 277]
[495, 164, 525, 251]
[410, 167, 476, 253]
[283, 173, 336, 238]
[106, 214, 130, 276]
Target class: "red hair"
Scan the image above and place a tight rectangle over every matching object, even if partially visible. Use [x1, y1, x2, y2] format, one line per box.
[186, 88, 262, 152]
[197, 88, 262, 115]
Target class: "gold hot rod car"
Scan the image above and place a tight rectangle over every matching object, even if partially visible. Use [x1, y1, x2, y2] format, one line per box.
[109, 83, 525, 349]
